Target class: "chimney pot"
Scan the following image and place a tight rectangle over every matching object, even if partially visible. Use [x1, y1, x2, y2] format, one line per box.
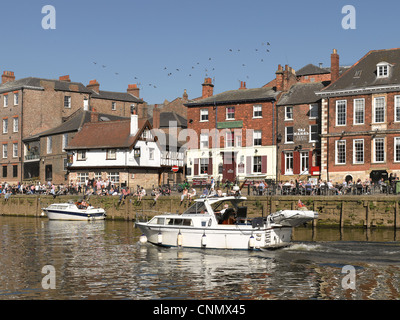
[87, 79, 100, 93]
[2, 71, 15, 84]
[127, 83, 140, 98]
[202, 77, 214, 98]
[59, 75, 71, 82]
[331, 49, 340, 83]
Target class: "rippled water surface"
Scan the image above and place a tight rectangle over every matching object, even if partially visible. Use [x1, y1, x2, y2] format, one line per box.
[0, 216, 399, 300]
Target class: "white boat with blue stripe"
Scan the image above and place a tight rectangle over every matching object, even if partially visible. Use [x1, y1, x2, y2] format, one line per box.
[42, 201, 106, 221]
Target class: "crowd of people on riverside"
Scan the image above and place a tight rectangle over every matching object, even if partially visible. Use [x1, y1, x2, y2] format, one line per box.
[249, 174, 400, 196]
[1, 173, 400, 204]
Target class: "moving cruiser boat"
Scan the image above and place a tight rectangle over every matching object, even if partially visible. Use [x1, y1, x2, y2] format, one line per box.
[42, 201, 106, 221]
[136, 193, 318, 250]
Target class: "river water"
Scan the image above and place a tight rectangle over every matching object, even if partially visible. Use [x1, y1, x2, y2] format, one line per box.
[0, 216, 399, 300]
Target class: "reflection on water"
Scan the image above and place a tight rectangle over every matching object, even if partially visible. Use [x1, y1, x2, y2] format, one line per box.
[0, 216, 399, 300]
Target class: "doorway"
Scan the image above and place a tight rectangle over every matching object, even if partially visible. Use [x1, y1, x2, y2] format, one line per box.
[222, 152, 236, 182]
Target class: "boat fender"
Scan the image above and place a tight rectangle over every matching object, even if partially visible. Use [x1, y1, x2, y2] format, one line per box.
[177, 231, 183, 247]
[157, 232, 163, 245]
[201, 233, 207, 247]
[249, 235, 255, 249]
[139, 234, 148, 244]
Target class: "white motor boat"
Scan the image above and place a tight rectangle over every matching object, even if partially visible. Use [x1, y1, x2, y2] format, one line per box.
[42, 201, 106, 221]
[136, 194, 318, 250]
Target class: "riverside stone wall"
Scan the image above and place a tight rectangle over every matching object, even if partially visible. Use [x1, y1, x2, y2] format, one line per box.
[0, 195, 399, 229]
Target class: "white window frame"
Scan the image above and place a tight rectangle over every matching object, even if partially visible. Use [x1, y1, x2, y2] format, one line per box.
[373, 97, 385, 124]
[336, 100, 347, 126]
[285, 106, 293, 120]
[300, 151, 309, 174]
[235, 134, 242, 147]
[62, 133, 68, 151]
[111, 102, 116, 111]
[373, 137, 385, 163]
[47, 136, 52, 154]
[199, 158, 209, 175]
[200, 133, 209, 149]
[285, 126, 294, 144]
[377, 62, 390, 78]
[12, 143, 18, 158]
[253, 130, 262, 146]
[13, 117, 18, 133]
[353, 139, 364, 164]
[14, 93, 18, 105]
[335, 140, 346, 165]
[4, 95, 8, 107]
[309, 124, 318, 142]
[253, 105, 262, 118]
[2, 119, 8, 134]
[284, 152, 293, 175]
[309, 103, 318, 119]
[253, 155, 262, 173]
[395, 96, 400, 122]
[353, 98, 365, 125]
[2, 144, 7, 159]
[226, 131, 234, 148]
[64, 96, 71, 108]
[106, 149, 116, 160]
[77, 150, 86, 161]
[394, 137, 400, 162]
[200, 109, 209, 122]
[226, 106, 235, 120]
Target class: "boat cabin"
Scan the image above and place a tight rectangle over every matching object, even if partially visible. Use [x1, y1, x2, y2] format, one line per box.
[147, 196, 249, 227]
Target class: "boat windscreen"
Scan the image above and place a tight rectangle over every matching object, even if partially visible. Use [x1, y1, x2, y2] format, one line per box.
[183, 201, 207, 214]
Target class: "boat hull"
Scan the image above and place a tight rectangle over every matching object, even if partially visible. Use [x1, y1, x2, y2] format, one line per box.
[44, 209, 106, 221]
[136, 223, 292, 250]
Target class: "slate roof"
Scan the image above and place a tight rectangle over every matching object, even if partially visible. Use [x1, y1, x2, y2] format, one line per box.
[0, 77, 92, 94]
[319, 48, 400, 95]
[149, 111, 187, 128]
[296, 64, 329, 76]
[296, 64, 351, 77]
[90, 90, 142, 103]
[277, 82, 328, 106]
[65, 118, 149, 150]
[185, 87, 279, 107]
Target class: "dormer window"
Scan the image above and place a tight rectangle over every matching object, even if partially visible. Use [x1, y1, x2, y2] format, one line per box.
[377, 62, 390, 78]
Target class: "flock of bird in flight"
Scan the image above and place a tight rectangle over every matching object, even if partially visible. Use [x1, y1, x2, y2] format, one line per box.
[92, 42, 271, 91]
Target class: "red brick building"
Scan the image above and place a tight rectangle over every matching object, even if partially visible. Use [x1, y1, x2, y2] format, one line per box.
[185, 78, 279, 184]
[0, 71, 143, 184]
[317, 48, 400, 183]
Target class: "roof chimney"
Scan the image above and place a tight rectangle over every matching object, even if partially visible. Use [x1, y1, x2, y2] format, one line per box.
[239, 81, 247, 90]
[59, 75, 71, 82]
[2, 71, 15, 84]
[87, 79, 100, 93]
[153, 104, 160, 129]
[91, 110, 98, 122]
[331, 49, 340, 83]
[130, 106, 139, 136]
[127, 84, 140, 98]
[183, 89, 188, 101]
[275, 65, 284, 91]
[202, 78, 214, 99]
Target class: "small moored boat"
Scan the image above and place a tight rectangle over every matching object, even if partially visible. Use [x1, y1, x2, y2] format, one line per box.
[136, 193, 318, 250]
[42, 200, 106, 221]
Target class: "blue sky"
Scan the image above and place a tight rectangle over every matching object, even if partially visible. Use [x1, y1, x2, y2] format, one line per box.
[1, 0, 399, 104]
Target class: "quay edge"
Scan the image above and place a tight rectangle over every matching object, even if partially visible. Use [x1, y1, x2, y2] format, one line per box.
[0, 195, 399, 229]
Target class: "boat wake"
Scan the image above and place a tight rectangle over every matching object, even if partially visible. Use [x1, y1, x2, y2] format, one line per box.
[283, 242, 322, 251]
